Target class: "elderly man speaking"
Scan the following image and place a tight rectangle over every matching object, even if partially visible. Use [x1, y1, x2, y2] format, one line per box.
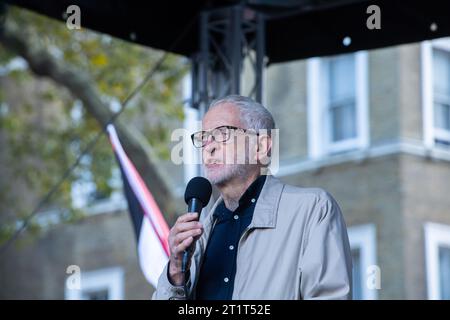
[153, 95, 352, 300]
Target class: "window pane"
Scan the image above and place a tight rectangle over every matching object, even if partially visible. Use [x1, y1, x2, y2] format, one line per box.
[434, 102, 450, 130]
[331, 103, 357, 142]
[433, 49, 450, 96]
[439, 246, 450, 300]
[328, 54, 357, 143]
[352, 248, 362, 300]
[81, 289, 109, 300]
[329, 55, 355, 101]
[433, 49, 450, 132]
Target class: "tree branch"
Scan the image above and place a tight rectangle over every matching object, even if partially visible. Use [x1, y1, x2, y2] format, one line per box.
[0, 21, 178, 220]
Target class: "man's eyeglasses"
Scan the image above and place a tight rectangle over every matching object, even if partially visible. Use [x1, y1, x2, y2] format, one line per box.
[190, 125, 257, 148]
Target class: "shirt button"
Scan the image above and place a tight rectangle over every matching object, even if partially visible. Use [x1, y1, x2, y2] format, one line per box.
[251, 198, 256, 203]
[224, 277, 229, 283]
[229, 245, 234, 250]
[175, 289, 184, 296]
[234, 215, 239, 220]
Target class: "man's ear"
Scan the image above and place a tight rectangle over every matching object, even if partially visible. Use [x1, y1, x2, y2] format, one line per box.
[255, 134, 272, 165]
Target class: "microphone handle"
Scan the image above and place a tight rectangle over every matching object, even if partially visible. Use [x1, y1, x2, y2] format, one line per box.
[182, 198, 202, 273]
[187, 198, 202, 216]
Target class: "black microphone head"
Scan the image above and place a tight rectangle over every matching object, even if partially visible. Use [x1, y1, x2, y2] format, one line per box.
[184, 176, 212, 208]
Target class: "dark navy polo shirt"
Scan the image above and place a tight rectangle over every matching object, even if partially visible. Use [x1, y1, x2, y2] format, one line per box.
[195, 175, 266, 300]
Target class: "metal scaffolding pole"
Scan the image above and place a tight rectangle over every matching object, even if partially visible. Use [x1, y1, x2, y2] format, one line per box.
[190, 5, 266, 115]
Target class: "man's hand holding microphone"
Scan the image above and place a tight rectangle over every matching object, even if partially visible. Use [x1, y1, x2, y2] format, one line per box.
[167, 177, 212, 287]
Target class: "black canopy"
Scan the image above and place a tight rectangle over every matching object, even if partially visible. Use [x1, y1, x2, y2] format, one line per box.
[5, 0, 450, 63]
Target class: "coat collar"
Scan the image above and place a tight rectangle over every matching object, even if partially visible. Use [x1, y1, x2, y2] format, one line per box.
[205, 174, 285, 229]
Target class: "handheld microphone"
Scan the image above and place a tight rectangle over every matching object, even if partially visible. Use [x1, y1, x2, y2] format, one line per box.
[182, 176, 212, 274]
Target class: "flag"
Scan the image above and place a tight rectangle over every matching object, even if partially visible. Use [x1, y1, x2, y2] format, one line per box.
[107, 124, 169, 288]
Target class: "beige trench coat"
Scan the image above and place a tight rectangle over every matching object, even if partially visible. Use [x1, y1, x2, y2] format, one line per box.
[153, 175, 352, 300]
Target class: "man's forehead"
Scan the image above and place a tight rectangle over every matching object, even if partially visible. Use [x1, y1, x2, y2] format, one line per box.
[202, 103, 241, 130]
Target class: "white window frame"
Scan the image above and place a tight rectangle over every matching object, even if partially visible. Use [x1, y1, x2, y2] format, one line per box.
[65, 267, 124, 300]
[307, 51, 369, 159]
[424, 222, 450, 300]
[348, 224, 378, 300]
[421, 38, 450, 148]
[182, 73, 201, 186]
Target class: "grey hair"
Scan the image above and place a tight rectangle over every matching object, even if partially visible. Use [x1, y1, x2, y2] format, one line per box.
[209, 95, 276, 132]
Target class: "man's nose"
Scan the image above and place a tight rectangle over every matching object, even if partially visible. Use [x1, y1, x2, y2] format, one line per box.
[203, 136, 216, 154]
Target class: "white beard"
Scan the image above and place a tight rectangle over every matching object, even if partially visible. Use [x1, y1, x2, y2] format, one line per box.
[205, 163, 250, 186]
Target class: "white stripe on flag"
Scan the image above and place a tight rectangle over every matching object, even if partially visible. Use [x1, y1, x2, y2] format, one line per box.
[138, 217, 169, 287]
